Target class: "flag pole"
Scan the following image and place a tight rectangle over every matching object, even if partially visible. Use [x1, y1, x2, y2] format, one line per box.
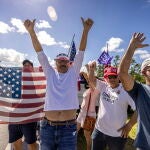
[68, 34, 75, 56]
[106, 43, 109, 53]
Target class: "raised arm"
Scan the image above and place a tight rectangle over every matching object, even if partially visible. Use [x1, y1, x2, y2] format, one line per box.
[24, 19, 42, 52]
[79, 17, 93, 51]
[118, 33, 149, 91]
[88, 61, 97, 90]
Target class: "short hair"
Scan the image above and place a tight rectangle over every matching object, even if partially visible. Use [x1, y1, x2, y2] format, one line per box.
[22, 59, 33, 67]
[141, 58, 150, 74]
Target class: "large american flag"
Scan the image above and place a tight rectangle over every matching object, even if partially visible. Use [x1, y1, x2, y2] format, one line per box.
[0, 66, 46, 124]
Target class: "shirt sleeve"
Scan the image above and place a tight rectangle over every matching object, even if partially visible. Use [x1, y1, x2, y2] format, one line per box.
[96, 79, 106, 92]
[127, 81, 139, 102]
[73, 51, 84, 76]
[126, 93, 136, 111]
[37, 51, 54, 76]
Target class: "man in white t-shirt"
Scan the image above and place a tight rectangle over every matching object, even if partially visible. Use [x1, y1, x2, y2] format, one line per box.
[89, 62, 137, 150]
[24, 18, 93, 150]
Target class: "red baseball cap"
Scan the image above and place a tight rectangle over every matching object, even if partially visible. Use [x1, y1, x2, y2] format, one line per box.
[104, 66, 118, 78]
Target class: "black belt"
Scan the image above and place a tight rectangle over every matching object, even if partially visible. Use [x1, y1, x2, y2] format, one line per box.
[44, 117, 76, 126]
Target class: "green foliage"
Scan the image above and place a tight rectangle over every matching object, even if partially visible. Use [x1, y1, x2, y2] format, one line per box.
[96, 55, 145, 83]
[96, 64, 104, 78]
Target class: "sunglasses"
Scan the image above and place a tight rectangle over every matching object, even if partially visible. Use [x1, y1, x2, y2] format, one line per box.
[56, 60, 70, 63]
[107, 75, 118, 79]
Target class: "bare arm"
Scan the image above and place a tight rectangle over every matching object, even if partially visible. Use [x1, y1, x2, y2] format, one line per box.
[118, 33, 149, 91]
[118, 111, 137, 138]
[24, 19, 43, 52]
[88, 61, 97, 90]
[79, 17, 93, 51]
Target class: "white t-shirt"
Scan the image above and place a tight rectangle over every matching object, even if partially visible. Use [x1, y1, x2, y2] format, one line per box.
[95, 80, 136, 137]
[37, 51, 84, 111]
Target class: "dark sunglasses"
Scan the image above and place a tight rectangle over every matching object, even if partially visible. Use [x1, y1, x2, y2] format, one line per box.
[107, 75, 118, 79]
[56, 60, 70, 63]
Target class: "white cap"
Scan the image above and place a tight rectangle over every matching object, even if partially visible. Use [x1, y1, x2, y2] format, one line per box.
[55, 53, 69, 61]
[141, 58, 150, 73]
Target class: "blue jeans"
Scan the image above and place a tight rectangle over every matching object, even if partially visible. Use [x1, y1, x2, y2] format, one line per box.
[91, 128, 126, 150]
[40, 119, 77, 150]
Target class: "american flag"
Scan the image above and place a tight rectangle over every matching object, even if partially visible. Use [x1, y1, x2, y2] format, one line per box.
[69, 40, 76, 62]
[0, 66, 46, 124]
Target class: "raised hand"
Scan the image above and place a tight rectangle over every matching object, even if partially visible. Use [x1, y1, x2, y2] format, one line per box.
[89, 61, 96, 72]
[81, 17, 94, 32]
[24, 19, 36, 33]
[129, 33, 149, 49]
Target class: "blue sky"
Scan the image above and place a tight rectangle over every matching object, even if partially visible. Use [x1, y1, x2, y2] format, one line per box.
[0, 0, 150, 67]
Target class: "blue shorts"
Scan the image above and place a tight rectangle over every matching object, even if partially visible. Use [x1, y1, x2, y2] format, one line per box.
[8, 122, 37, 144]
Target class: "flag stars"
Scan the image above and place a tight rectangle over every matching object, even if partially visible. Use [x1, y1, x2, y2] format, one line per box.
[3, 89, 6, 93]
[16, 87, 19, 91]
[8, 75, 11, 78]
[15, 94, 19, 97]
[6, 93, 10, 96]
[7, 87, 11, 90]
[8, 69, 12, 72]
[12, 78, 15, 81]
[16, 81, 20, 85]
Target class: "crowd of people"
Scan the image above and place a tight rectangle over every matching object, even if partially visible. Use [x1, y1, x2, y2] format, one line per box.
[7, 18, 150, 150]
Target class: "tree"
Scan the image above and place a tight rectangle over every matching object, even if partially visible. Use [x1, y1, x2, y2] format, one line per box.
[96, 55, 145, 83]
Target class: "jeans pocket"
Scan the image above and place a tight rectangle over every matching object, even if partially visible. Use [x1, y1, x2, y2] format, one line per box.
[40, 119, 47, 128]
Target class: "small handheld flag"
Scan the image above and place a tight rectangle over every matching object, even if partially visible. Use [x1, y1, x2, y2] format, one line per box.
[97, 51, 113, 65]
[69, 40, 76, 62]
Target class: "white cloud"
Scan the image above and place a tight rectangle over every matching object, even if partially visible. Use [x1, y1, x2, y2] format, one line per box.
[36, 20, 52, 29]
[58, 42, 70, 49]
[47, 6, 58, 21]
[37, 31, 57, 46]
[135, 49, 150, 59]
[0, 48, 27, 66]
[101, 37, 123, 52]
[147, 0, 150, 3]
[0, 21, 14, 33]
[37, 31, 70, 49]
[10, 18, 27, 34]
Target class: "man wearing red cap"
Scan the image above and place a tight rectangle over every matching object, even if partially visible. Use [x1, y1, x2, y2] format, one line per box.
[24, 18, 93, 150]
[88, 62, 137, 150]
[118, 33, 150, 150]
